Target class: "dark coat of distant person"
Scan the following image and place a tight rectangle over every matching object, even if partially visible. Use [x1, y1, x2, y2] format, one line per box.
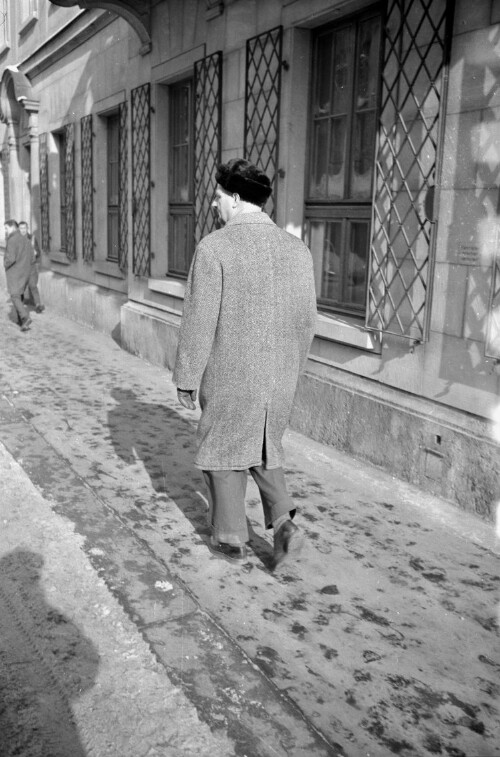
[4, 230, 33, 296]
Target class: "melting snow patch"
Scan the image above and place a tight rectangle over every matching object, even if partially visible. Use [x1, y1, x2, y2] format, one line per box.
[155, 580, 174, 592]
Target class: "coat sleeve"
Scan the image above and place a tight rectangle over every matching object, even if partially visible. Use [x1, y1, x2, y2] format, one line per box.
[172, 242, 222, 389]
[3, 238, 16, 270]
[298, 251, 318, 374]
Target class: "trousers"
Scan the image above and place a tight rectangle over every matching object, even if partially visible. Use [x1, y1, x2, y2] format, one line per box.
[202, 466, 296, 546]
[26, 263, 41, 307]
[10, 294, 28, 323]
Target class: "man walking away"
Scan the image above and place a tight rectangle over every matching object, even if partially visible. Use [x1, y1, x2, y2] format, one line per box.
[4, 220, 33, 331]
[19, 221, 44, 313]
[173, 158, 317, 570]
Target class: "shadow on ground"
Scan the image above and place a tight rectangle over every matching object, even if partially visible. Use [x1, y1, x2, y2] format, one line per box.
[0, 549, 99, 757]
[107, 388, 275, 569]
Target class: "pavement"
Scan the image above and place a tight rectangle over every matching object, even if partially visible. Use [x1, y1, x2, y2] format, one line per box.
[0, 281, 499, 757]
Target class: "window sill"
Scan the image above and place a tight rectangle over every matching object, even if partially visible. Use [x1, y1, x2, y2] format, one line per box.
[49, 251, 71, 265]
[148, 277, 186, 299]
[94, 260, 125, 279]
[315, 311, 381, 352]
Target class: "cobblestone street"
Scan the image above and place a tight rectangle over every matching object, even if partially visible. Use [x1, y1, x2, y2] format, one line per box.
[0, 289, 499, 757]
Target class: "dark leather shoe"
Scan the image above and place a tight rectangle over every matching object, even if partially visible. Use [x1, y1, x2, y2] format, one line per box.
[20, 317, 32, 332]
[273, 520, 303, 570]
[209, 538, 247, 563]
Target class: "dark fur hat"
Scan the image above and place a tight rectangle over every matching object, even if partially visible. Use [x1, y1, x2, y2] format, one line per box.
[215, 158, 272, 207]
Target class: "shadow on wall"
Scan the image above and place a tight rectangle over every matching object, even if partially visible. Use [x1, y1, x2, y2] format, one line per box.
[0, 549, 99, 757]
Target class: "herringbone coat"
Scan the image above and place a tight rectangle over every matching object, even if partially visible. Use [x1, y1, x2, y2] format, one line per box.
[173, 212, 317, 470]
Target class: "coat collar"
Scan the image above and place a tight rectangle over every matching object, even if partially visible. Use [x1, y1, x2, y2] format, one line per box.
[226, 211, 274, 228]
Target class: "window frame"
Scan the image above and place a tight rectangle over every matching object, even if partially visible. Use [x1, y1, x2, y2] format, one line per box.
[106, 111, 120, 264]
[304, 5, 383, 319]
[167, 77, 195, 280]
[55, 129, 68, 254]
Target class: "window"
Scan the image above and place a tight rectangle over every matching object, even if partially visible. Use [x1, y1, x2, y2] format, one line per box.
[168, 78, 194, 278]
[107, 113, 120, 262]
[54, 125, 76, 260]
[56, 130, 67, 252]
[305, 9, 381, 317]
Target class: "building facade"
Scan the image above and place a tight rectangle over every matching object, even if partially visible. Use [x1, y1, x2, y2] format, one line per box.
[0, 0, 499, 518]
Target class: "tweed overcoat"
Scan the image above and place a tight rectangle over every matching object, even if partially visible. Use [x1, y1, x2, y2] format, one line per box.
[4, 231, 33, 296]
[173, 211, 317, 471]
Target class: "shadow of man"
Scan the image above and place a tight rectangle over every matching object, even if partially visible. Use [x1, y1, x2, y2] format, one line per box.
[107, 388, 274, 567]
[0, 549, 99, 757]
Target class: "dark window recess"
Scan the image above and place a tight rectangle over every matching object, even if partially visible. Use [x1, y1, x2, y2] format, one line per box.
[58, 131, 67, 252]
[168, 79, 194, 278]
[107, 113, 120, 263]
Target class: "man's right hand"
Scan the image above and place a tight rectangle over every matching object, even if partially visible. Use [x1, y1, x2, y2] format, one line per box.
[177, 388, 197, 410]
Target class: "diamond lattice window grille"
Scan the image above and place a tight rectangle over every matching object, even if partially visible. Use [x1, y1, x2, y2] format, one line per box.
[64, 122, 76, 261]
[486, 232, 500, 359]
[131, 83, 150, 277]
[366, 0, 453, 341]
[81, 114, 94, 263]
[244, 26, 283, 220]
[119, 101, 129, 273]
[194, 51, 222, 246]
[39, 133, 50, 252]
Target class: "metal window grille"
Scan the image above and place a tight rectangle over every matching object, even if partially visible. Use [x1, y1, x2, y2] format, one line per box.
[64, 122, 76, 261]
[194, 51, 222, 246]
[118, 101, 128, 273]
[244, 26, 283, 219]
[486, 236, 500, 359]
[366, 0, 454, 341]
[131, 83, 151, 277]
[39, 132, 49, 252]
[81, 114, 94, 263]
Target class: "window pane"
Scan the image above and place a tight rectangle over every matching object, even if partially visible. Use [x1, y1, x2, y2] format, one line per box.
[172, 144, 190, 202]
[356, 16, 381, 112]
[350, 15, 381, 199]
[108, 208, 119, 262]
[170, 82, 192, 203]
[331, 28, 353, 116]
[351, 110, 376, 199]
[107, 115, 119, 206]
[313, 220, 342, 303]
[328, 117, 346, 199]
[314, 33, 333, 117]
[310, 119, 329, 198]
[346, 221, 369, 307]
[169, 211, 193, 276]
